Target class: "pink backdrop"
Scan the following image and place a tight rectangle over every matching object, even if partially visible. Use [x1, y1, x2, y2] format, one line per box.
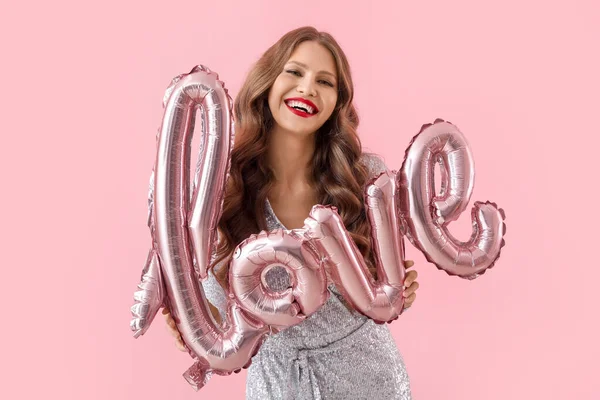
[2, 0, 598, 398]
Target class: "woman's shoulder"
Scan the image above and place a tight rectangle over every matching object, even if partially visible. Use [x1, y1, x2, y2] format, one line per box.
[359, 152, 389, 178]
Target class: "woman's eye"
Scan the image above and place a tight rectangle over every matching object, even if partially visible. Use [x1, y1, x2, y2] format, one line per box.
[319, 80, 334, 87]
[286, 70, 301, 76]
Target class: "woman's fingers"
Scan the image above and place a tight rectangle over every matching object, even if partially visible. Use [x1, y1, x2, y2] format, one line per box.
[404, 293, 416, 307]
[404, 260, 414, 269]
[175, 337, 187, 352]
[403, 281, 420, 297]
[162, 307, 187, 351]
[404, 270, 418, 286]
[163, 311, 176, 328]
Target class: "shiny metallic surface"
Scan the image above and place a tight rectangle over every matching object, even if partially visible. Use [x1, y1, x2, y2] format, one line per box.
[230, 229, 329, 330]
[397, 119, 506, 279]
[130, 249, 165, 338]
[133, 67, 269, 391]
[305, 178, 407, 323]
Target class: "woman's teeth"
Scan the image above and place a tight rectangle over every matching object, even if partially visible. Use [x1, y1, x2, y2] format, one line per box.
[286, 100, 315, 114]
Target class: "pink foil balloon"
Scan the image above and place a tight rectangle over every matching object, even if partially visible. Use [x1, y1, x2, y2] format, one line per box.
[130, 249, 165, 338]
[397, 119, 506, 279]
[131, 66, 330, 391]
[229, 229, 329, 331]
[304, 170, 407, 324]
[132, 66, 269, 391]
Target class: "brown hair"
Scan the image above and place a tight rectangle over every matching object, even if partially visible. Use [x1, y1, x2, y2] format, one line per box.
[212, 26, 375, 285]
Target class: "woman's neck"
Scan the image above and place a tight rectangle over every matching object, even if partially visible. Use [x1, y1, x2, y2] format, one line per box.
[267, 127, 316, 190]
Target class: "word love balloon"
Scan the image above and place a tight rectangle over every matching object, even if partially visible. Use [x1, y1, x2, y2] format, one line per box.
[130, 66, 506, 391]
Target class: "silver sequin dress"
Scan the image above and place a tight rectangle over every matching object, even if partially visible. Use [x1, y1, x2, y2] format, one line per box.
[203, 153, 412, 400]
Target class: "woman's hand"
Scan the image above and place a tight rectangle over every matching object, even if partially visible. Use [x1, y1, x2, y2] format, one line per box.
[162, 307, 187, 352]
[403, 260, 419, 310]
[162, 303, 223, 352]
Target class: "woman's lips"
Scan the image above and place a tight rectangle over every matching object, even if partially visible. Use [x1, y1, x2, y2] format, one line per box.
[285, 103, 316, 118]
[284, 98, 319, 118]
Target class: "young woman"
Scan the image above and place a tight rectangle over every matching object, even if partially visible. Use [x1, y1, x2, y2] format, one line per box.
[163, 26, 419, 399]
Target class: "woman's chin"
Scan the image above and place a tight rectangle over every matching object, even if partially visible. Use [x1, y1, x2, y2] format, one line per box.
[275, 123, 319, 138]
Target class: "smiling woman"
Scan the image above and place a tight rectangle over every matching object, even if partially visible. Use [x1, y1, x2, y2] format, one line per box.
[268, 43, 338, 133]
[162, 26, 419, 399]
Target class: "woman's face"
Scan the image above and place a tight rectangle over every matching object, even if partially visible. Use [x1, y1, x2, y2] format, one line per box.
[268, 41, 339, 137]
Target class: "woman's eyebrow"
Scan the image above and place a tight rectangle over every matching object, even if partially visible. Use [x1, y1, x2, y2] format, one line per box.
[287, 61, 336, 78]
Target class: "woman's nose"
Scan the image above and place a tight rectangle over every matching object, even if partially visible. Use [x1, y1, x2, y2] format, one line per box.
[297, 78, 317, 97]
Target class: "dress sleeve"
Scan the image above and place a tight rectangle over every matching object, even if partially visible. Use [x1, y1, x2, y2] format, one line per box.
[360, 152, 390, 179]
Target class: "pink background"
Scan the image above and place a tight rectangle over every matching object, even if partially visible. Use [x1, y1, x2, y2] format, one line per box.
[2, 0, 598, 398]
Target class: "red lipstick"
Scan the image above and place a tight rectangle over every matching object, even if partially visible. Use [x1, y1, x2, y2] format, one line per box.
[284, 97, 319, 118]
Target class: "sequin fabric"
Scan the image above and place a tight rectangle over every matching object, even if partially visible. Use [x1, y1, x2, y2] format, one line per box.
[202, 153, 412, 399]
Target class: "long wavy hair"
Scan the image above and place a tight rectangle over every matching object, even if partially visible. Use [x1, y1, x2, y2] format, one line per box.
[212, 26, 375, 286]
